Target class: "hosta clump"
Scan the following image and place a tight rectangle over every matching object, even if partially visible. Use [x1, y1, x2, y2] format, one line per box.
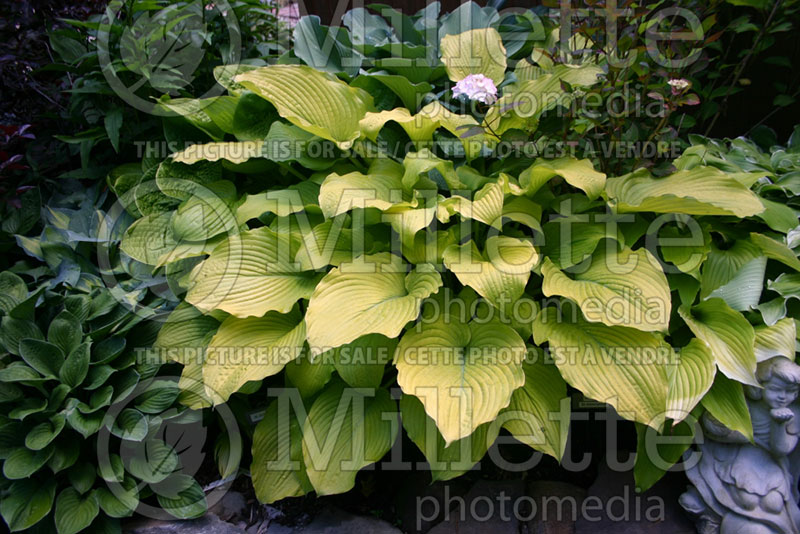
[121, 14, 800, 505]
[0, 254, 207, 529]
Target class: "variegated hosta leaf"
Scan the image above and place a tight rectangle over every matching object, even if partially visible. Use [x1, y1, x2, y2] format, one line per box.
[541, 246, 671, 332]
[251, 393, 312, 503]
[499, 358, 569, 460]
[754, 318, 797, 362]
[395, 317, 526, 444]
[533, 308, 669, 429]
[186, 227, 322, 317]
[678, 299, 758, 386]
[400, 394, 499, 482]
[203, 310, 306, 403]
[301, 381, 397, 495]
[305, 253, 442, 349]
[235, 65, 372, 150]
[443, 236, 539, 309]
[440, 28, 507, 86]
[666, 339, 715, 423]
[518, 157, 606, 200]
[605, 166, 764, 217]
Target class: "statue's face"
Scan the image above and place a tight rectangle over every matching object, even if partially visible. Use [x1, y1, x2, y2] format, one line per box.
[764, 377, 800, 409]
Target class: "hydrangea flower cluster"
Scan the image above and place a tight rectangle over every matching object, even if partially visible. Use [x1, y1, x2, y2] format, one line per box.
[452, 73, 499, 104]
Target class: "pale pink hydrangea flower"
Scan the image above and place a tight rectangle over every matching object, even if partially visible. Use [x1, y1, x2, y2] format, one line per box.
[453, 74, 498, 104]
[668, 78, 690, 95]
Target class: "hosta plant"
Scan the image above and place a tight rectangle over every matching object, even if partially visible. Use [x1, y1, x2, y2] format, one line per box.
[0, 185, 209, 533]
[119, 17, 799, 504]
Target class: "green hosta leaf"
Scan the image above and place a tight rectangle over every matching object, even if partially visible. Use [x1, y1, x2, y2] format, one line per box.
[154, 303, 219, 365]
[119, 212, 179, 266]
[47, 438, 80, 474]
[701, 373, 753, 441]
[364, 73, 433, 111]
[186, 227, 322, 317]
[60, 342, 90, 388]
[66, 403, 104, 438]
[55, 488, 98, 534]
[319, 159, 405, 217]
[400, 394, 499, 482]
[757, 198, 799, 233]
[633, 416, 696, 492]
[753, 318, 797, 362]
[25, 414, 66, 450]
[605, 167, 764, 217]
[235, 65, 371, 150]
[47, 311, 82, 356]
[305, 253, 442, 349]
[302, 381, 397, 495]
[678, 299, 757, 386]
[126, 439, 179, 484]
[327, 333, 396, 389]
[92, 337, 126, 365]
[395, 316, 526, 444]
[0, 479, 56, 532]
[666, 339, 715, 422]
[172, 141, 264, 165]
[0, 272, 27, 315]
[3, 446, 53, 479]
[110, 408, 148, 441]
[750, 232, 800, 271]
[68, 462, 96, 494]
[500, 358, 569, 460]
[707, 256, 766, 311]
[440, 28, 507, 86]
[518, 157, 606, 200]
[96, 478, 138, 518]
[443, 236, 539, 309]
[542, 217, 623, 270]
[658, 223, 710, 278]
[156, 475, 207, 520]
[700, 239, 762, 301]
[293, 15, 362, 76]
[0, 317, 43, 356]
[541, 246, 671, 332]
[251, 393, 313, 503]
[203, 311, 306, 403]
[533, 308, 669, 429]
[285, 351, 335, 399]
[135, 380, 181, 413]
[19, 339, 64, 379]
[8, 397, 47, 420]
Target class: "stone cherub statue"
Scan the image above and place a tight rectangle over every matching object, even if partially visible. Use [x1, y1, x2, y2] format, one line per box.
[680, 356, 800, 534]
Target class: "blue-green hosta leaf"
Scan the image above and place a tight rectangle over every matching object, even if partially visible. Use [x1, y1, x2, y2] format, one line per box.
[518, 157, 606, 200]
[500, 358, 569, 460]
[305, 253, 442, 349]
[251, 393, 313, 503]
[701, 373, 753, 441]
[19, 339, 64, 379]
[706, 256, 766, 311]
[203, 311, 306, 403]
[395, 317, 526, 445]
[678, 299, 758, 386]
[753, 318, 797, 362]
[60, 342, 90, 388]
[235, 65, 371, 150]
[440, 28, 507, 86]
[541, 246, 671, 332]
[533, 308, 669, 429]
[666, 339, 715, 423]
[0, 479, 56, 532]
[400, 394, 499, 482]
[186, 227, 322, 318]
[47, 311, 82, 356]
[700, 239, 761, 299]
[443, 236, 539, 309]
[605, 166, 764, 217]
[293, 15, 362, 77]
[302, 381, 397, 495]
